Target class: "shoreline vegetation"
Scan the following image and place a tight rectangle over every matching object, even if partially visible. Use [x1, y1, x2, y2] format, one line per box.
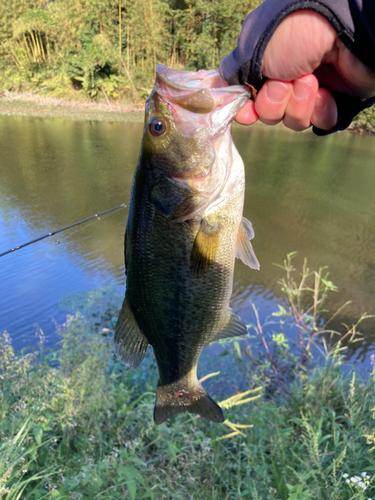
[0, 0, 374, 132]
[2, 255, 375, 499]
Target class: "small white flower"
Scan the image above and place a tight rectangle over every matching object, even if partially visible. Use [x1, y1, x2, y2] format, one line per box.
[82, 473, 85, 478]
[351, 477, 358, 483]
[362, 472, 368, 477]
[343, 473, 349, 478]
[359, 482, 367, 489]
[346, 479, 350, 484]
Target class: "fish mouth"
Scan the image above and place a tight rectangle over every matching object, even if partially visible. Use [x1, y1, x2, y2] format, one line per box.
[152, 65, 250, 136]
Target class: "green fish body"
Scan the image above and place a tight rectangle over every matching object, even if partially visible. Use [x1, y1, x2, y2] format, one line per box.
[115, 65, 259, 424]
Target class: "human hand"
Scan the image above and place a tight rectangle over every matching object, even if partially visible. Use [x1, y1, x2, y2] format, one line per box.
[235, 11, 375, 132]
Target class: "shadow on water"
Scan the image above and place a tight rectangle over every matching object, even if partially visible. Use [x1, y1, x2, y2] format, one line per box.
[1, 115, 375, 368]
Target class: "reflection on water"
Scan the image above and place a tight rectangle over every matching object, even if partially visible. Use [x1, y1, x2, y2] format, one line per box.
[1, 116, 375, 366]
[233, 125, 375, 364]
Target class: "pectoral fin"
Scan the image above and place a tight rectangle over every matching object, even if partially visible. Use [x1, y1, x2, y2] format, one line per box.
[190, 218, 221, 274]
[114, 296, 148, 368]
[210, 311, 248, 342]
[236, 217, 260, 270]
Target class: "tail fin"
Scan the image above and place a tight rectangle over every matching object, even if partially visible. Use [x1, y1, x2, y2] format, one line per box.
[153, 380, 224, 425]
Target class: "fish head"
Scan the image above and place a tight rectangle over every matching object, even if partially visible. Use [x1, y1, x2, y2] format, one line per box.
[142, 65, 250, 221]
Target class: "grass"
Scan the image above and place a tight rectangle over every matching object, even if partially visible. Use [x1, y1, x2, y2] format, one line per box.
[1, 255, 375, 500]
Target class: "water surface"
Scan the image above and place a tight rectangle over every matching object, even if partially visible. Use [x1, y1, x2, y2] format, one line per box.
[1, 116, 375, 367]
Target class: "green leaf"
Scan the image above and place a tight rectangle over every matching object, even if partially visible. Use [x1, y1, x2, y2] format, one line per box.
[167, 441, 178, 463]
[32, 426, 43, 445]
[123, 465, 140, 500]
[233, 340, 242, 359]
[321, 279, 338, 291]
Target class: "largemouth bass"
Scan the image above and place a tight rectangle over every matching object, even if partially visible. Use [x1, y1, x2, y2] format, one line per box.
[115, 65, 259, 425]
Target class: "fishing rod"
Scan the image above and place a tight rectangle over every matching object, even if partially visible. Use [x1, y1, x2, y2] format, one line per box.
[0, 203, 128, 259]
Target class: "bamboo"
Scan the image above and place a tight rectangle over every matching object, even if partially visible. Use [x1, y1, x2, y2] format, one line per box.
[101, 86, 112, 108]
[9, 42, 22, 71]
[29, 30, 39, 62]
[121, 60, 139, 100]
[149, 0, 156, 70]
[35, 32, 45, 62]
[118, 0, 121, 58]
[23, 33, 33, 63]
[39, 33, 47, 61]
[143, 0, 148, 68]
[35, 31, 41, 61]
[127, 24, 130, 70]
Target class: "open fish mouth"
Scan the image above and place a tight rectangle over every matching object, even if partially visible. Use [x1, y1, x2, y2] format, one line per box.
[153, 65, 250, 138]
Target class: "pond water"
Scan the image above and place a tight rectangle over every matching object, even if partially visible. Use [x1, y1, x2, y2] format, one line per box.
[1, 115, 375, 369]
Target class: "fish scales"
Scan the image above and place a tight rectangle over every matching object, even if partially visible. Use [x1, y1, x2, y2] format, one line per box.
[115, 65, 259, 424]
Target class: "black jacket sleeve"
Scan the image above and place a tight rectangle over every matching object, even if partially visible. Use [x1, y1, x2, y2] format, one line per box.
[219, 0, 375, 135]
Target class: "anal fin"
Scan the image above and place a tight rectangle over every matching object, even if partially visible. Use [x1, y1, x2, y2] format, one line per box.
[114, 296, 148, 368]
[210, 311, 248, 342]
[236, 217, 260, 270]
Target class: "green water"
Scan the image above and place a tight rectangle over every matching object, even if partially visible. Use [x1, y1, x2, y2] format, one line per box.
[1, 115, 374, 366]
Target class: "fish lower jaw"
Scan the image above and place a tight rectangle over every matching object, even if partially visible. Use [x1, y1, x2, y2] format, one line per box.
[169, 171, 213, 194]
[169, 171, 210, 183]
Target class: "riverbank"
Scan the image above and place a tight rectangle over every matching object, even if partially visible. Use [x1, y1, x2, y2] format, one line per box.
[1, 91, 374, 133]
[0, 92, 145, 123]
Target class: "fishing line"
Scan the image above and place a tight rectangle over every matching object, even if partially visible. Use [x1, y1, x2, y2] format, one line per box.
[0, 203, 128, 258]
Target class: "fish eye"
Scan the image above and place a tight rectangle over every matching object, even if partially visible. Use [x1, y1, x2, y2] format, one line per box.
[149, 118, 166, 137]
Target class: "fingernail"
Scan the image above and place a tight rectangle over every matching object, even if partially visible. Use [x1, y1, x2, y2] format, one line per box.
[315, 94, 325, 110]
[266, 82, 289, 103]
[294, 80, 312, 99]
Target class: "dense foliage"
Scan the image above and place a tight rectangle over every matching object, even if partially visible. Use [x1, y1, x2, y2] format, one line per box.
[0, 0, 261, 100]
[1, 256, 375, 499]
